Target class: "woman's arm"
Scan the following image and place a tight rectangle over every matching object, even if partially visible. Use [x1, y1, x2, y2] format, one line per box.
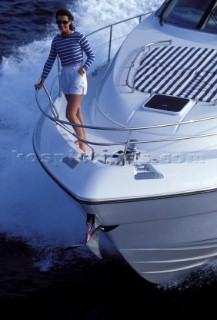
[79, 34, 95, 71]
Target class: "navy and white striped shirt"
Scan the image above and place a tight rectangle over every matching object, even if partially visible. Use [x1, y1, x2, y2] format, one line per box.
[41, 31, 95, 79]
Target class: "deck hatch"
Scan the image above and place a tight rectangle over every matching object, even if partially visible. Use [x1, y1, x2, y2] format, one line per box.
[144, 94, 190, 112]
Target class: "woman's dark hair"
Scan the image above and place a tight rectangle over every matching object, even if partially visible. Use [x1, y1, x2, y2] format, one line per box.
[56, 9, 75, 31]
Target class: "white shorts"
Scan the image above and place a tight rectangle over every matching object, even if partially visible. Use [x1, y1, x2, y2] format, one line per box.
[61, 65, 87, 95]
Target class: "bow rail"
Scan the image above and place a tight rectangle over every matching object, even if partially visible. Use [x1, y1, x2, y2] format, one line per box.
[35, 13, 217, 162]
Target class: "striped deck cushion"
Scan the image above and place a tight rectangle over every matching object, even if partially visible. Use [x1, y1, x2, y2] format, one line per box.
[134, 46, 217, 102]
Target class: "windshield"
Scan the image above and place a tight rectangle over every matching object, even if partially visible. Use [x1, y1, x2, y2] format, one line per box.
[203, 5, 217, 33]
[158, 0, 217, 33]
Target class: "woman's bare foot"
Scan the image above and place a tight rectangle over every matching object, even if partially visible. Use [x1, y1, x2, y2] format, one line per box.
[79, 142, 87, 152]
[74, 139, 80, 146]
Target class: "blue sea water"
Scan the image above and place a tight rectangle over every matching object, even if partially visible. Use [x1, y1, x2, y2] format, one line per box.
[1, 0, 217, 318]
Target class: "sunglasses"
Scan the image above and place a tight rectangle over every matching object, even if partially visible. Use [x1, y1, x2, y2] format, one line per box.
[56, 20, 70, 25]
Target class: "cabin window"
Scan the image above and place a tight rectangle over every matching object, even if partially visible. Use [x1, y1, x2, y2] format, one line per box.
[202, 6, 217, 34]
[160, 0, 216, 32]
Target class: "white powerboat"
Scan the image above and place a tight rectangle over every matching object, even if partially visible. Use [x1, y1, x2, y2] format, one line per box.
[33, 0, 217, 284]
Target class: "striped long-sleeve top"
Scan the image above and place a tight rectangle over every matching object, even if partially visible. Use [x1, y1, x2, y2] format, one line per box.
[41, 31, 95, 79]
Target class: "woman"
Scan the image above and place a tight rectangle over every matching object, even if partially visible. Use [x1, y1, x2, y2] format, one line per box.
[34, 8, 95, 152]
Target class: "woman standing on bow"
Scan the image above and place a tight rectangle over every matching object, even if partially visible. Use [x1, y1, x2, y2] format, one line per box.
[35, 8, 95, 152]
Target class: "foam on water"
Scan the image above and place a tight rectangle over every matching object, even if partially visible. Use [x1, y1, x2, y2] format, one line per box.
[72, 0, 161, 30]
[0, 0, 163, 266]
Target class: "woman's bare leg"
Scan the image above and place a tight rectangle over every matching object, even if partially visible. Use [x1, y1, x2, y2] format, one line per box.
[76, 107, 87, 140]
[65, 94, 87, 152]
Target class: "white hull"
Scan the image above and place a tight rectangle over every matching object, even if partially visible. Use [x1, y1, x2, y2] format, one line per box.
[33, 3, 217, 283]
[118, 240, 217, 284]
[81, 190, 217, 283]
